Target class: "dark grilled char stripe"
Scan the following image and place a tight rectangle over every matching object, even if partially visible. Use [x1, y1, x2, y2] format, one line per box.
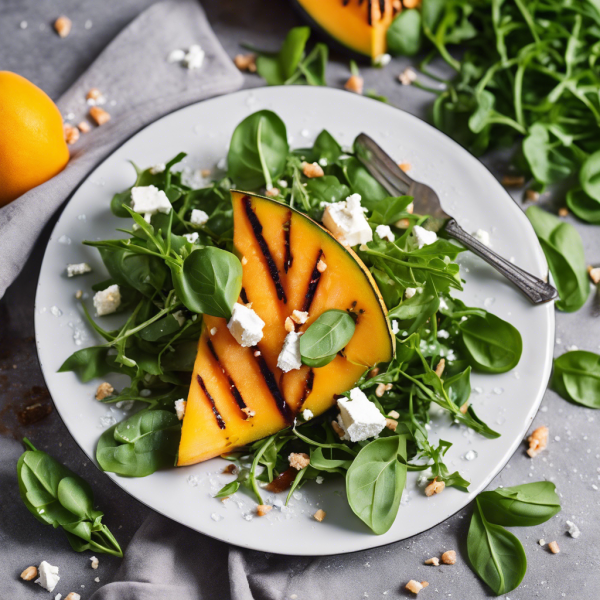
[297, 369, 315, 412]
[243, 196, 287, 303]
[240, 287, 249, 305]
[283, 212, 293, 274]
[206, 340, 247, 414]
[302, 249, 324, 313]
[253, 349, 294, 424]
[196, 374, 226, 430]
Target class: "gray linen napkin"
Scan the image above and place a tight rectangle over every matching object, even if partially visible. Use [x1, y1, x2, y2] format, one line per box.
[0, 0, 243, 299]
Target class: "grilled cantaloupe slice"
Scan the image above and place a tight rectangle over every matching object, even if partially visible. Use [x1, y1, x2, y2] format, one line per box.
[177, 191, 394, 466]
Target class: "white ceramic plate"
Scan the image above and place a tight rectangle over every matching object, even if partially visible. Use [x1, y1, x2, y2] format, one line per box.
[35, 86, 554, 556]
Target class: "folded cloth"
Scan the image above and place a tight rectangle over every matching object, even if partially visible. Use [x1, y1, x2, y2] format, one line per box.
[0, 0, 243, 299]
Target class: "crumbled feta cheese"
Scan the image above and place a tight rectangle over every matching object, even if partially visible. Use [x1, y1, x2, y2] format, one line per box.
[183, 44, 205, 70]
[190, 208, 209, 227]
[322, 193, 373, 247]
[167, 49, 185, 63]
[411, 225, 437, 249]
[375, 224, 395, 242]
[405, 287, 417, 299]
[437, 329, 449, 339]
[303, 408, 314, 420]
[149, 163, 165, 174]
[391, 320, 399, 334]
[336, 388, 386, 442]
[175, 399, 186, 420]
[439, 297, 449, 311]
[278, 179, 288, 188]
[277, 332, 302, 373]
[130, 185, 172, 222]
[180, 167, 209, 189]
[566, 520, 581, 538]
[173, 310, 186, 326]
[35, 561, 60, 593]
[184, 232, 199, 243]
[374, 53, 391, 67]
[227, 303, 265, 347]
[291, 309, 309, 324]
[54, 593, 62, 600]
[93, 284, 121, 316]
[473, 228, 491, 247]
[66, 262, 92, 277]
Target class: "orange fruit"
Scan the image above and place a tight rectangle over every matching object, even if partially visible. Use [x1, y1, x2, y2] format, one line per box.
[0, 71, 69, 207]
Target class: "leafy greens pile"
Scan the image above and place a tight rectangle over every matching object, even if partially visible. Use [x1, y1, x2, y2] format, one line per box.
[60, 109, 524, 535]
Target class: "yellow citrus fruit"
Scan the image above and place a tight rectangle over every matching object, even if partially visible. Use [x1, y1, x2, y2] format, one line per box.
[0, 71, 69, 207]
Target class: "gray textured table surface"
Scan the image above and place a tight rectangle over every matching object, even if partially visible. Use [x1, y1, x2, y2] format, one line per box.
[1, 1, 599, 598]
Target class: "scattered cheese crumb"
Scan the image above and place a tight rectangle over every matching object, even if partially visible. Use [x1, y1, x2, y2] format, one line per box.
[345, 75, 364, 94]
[472, 229, 491, 247]
[35, 561, 60, 593]
[190, 209, 209, 227]
[93, 284, 121, 316]
[527, 425, 548, 457]
[588, 266, 600, 285]
[548, 540, 560, 554]
[66, 263, 92, 277]
[424, 557, 439, 566]
[174, 399, 186, 421]
[96, 382, 114, 401]
[425, 478, 445, 497]
[411, 225, 437, 249]
[566, 520, 581, 538]
[538, 539, 546, 546]
[184, 232, 199, 244]
[183, 45, 205, 70]
[289, 452, 310, 470]
[54, 16, 71, 38]
[210, 327, 218, 336]
[441, 550, 456, 565]
[265, 187, 279, 197]
[241, 256, 248, 265]
[336, 388, 386, 442]
[302, 408, 314, 420]
[167, 49, 185, 63]
[234, 53, 257, 72]
[131, 185, 172, 222]
[375, 224, 395, 242]
[313, 509, 326, 522]
[302, 161, 325, 178]
[20, 566, 37, 581]
[374, 53, 391, 67]
[405, 287, 417, 299]
[89, 106, 110, 126]
[291, 310, 309, 324]
[277, 332, 302, 373]
[257, 504, 272, 516]
[322, 194, 372, 247]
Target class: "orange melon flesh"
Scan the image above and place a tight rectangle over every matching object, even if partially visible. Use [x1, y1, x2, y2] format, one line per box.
[294, 0, 394, 59]
[177, 191, 394, 466]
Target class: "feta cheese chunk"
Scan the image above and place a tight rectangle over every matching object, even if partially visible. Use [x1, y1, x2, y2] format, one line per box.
[405, 287, 417, 299]
[167, 49, 185, 63]
[411, 225, 437, 249]
[336, 388, 386, 442]
[93, 284, 121, 316]
[322, 193, 373, 247]
[391, 320, 399, 334]
[184, 232, 199, 243]
[173, 310, 186, 327]
[149, 163, 165, 174]
[130, 185, 172, 222]
[227, 303, 265, 347]
[174, 398, 186, 420]
[35, 561, 60, 593]
[303, 408, 314, 421]
[190, 208, 209, 227]
[183, 44, 205, 70]
[180, 167, 209, 189]
[473, 228, 491, 247]
[375, 224, 395, 242]
[277, 331, 302, 373]
[66, 262, 92, 277]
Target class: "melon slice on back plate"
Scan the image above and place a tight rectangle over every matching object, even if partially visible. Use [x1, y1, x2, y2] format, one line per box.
[177, 191, 395, 466]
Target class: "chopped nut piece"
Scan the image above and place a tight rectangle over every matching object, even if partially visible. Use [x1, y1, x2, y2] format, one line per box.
[587, 266, 600, 285]
[66, 593, 81, 600]
[54, 16, 72, 38]
[425, 478, 445, 497]
[435, 358, 446, 378]
[313, 509, 326, 522]
[89, 106, 110, 126]
[385, 418, 398, 432]
[399, 67, 417, 86]
[210, 327, 218, 336]
[388, 409, 400, 419]
[234, 53, 257, 72]
[558, 207, 569, 217]
[64, 124, 79, 145]
[200, 169, 212, 178]
[241, 256, 248, 265]
[527, 425, 548, 458]
[375, 383, 387, 397]
[406, 202, 414, 214]
[399, 162, 412, 172]
[424, 557, 439, 566]
[75, 289, 83, 300]
[253, 350, 261, 357]
[501, 174, 525, 187]
[285, 317, 295, 333]
[302, 161, 325, 178]
[368, 367, 380, 378]
[316, 259, 327, 273]
[265, 187, 279, 197]
[86, 88, 102, 100]
[90, 556, 99, 569]
[256, 504, 273, 516]
[291, 310, 309, 324]
[20, 566, 38, 581]
[441, 550, 457, 565]
[459, 402, 469, 415]
[548, 541, 560, 554]
[421, 582, 429, 589]
[525, 189, 540, 202]
[242, 407, 256, 419]
[220, 496, 230, 502]
[289, 452, 310, 470]
[77, 121, 91, 133]
[405, 580, 424, 594]
[95, 382, 114, 400]
[222, 464, 237, 475]
[404, 0, 422, 7]
[394, 218, 410, 229]
[332, 419, 345, 439]
[344, 74, 364, 94]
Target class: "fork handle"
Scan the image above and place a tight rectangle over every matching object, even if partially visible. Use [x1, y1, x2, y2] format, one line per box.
[444, 219, 557, 304]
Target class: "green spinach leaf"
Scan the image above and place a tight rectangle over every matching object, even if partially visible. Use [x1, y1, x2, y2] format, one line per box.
[552, 350, 600, 408]
[300, 309, 356, 368]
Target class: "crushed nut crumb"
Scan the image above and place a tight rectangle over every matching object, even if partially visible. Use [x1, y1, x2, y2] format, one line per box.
[313, 509, 326, 522]
[90, 556, 99, 569]
[558, 207, 569, 217]
[265, 187, 279, 197]
[388, 409, 400, 419]
[317, 259, 327, 273]
[63, 123, 80, 145]
[344, 74, 364, 94]
[86, 88, 102, 100]
[20, 566, 37, 581]
[424, 557, 439, 566]
[425, 478, 445, 497]
[385, 418, 398, 432]
[77, 121, 91, 133]
[441, 550, 456, 565]
[291, 310, 309, 324]
[285, 317, 295, 333]
[75, 290, 83, 300]
[459, 402, 469, 415]
[525, 189, 540, 202]
[65, 593, 81, 600]
[234, 53, 257, 72]
[331, 420, 345, 439]
[399, 67, 417, 86]
[405, 580, 424, 594]
[210, 327, 218, 336]
[89, 106, 110, 126]
[399, 162, 412, 172]
[369, 367, 380, 378]
[253, 350, 261, 357]
[241, 256, 248, 265]
[302, 161, 325, 178]
[587, 266, 600, 285]
[222, 464, 237, 475]
[548, 540, 560, 554]
[256, 504, 272, 516]
[501, 174, 525, 187]
[435, 358, 445, 378]
[527, 425, 548, 458]
[54, 16, 72, 38]
[289, 452, 310, 470]
[95, 382, 114, 400]
[394, 218, 410, 229]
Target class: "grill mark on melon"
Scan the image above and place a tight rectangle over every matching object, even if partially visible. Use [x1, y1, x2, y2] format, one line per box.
[242, 195, 287, 303]
[240, 287, 249, 304]
[196, 374, 226, 430]
[283, 212, 293, 274]
[206, 339, 248, 415]
[297, 369, 315, 412]
[302, 249, 324, 313]
[253, 349, 294, 423]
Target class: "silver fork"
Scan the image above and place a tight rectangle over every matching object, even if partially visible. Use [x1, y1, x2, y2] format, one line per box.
[354, 134, 557, 305]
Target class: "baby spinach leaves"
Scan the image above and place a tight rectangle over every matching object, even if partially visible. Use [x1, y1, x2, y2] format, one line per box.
[227, 110, 289, 190]
[527, 206, 589, 312]
[387, 9, 423, 56]
[17, 440, 122, 556]
[552, 350, 600, 409]
[299, 309, 356, 368]
[346, 436, 407, 535]
[96, 410, 181, 477]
